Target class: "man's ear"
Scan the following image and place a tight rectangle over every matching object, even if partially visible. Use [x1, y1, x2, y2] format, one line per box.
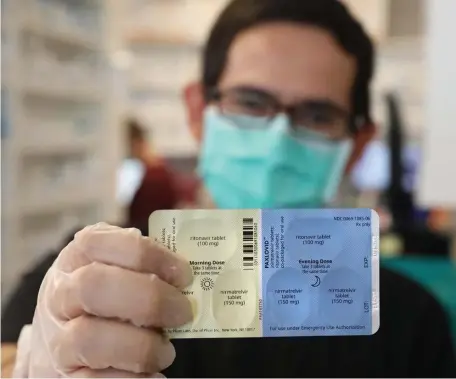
[345, 122, 377, 173]
[183, 81, 206, 142]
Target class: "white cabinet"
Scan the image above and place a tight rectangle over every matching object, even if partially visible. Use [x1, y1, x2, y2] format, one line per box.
[418, 0, 456, 212]
[2, 0, 123, 300]
[343, 0, 426, 139]
[343, 0, 424, 42]
[343, 0, 391, 42]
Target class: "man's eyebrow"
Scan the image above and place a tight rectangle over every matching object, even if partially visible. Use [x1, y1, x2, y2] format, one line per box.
[299, 100, 349, 116]
[227, 85, 277, 98]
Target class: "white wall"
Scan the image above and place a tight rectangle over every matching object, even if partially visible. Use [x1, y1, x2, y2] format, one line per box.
[418, 0, 456, 207]
[342, 0, 390, 42]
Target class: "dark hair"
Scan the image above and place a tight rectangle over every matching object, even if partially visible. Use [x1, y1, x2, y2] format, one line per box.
[126, 118, 148, 142]
[202, 0, 374, 126]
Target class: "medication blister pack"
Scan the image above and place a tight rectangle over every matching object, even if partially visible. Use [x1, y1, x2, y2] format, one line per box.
[149, 208, 380, 339]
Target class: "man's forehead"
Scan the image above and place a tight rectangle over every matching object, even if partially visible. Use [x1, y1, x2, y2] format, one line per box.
[218, 23, 356, 105]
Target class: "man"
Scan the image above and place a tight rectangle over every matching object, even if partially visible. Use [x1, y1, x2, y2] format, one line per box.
[11, 0, 456, 377]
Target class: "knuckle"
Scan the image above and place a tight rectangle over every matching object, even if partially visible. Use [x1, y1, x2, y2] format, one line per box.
[67, 315, 94, 350]
[73, 262, 107, 310]
[132, 235, 153, 270]
[53, 315, 95, 366]
[144, 274, 163, 324]
[68, 317, 97, 364]
[149, 272, 160, 286]
[55, 240, 84, 273]
[80, 225, 143, 263]
[74, 223, 118, 248]
[75, 262, 105, 288]
[74, 224, 100, 241]
[59, 240, 76, 256]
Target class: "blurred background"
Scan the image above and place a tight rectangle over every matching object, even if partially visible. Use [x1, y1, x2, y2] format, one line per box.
[1, 0, 455, 337]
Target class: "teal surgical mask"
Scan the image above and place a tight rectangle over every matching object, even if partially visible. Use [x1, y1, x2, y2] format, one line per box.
[198, 107, 353, 209]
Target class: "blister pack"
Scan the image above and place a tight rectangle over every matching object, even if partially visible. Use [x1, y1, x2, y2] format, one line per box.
[149, 208, 380, 338]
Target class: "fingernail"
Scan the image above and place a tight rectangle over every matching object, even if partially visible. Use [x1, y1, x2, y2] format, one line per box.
[169, 261, 193, 289]
[162, 290, 193, 328]
[157, 342, 175, 371]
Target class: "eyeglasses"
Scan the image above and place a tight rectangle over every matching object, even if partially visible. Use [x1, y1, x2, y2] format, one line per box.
[208, 87, 355, 141]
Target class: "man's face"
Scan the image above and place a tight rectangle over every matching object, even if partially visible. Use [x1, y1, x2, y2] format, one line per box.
[184, 22, 374, 170]
[221, 23, 355, 116]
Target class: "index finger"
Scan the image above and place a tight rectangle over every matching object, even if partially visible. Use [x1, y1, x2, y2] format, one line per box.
[57, 223, 193, 289]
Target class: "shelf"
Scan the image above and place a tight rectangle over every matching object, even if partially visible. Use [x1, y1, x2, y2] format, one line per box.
[377, 36, 424, 58]
[19, 140, 97, 157]
[342, 0, 390, 43]
[127, 30, 201, 49]
[22, 22, 99, 51]
[130, 85, 182, 99]
[2, 0, 121, 305]
[19, 187, 101, 216]
[23, 83, 102, 103]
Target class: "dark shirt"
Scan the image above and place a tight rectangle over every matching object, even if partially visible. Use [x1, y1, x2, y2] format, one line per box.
[2, 234, 455, 377]
[127, 162, 178, 230]
[165, 267, 456, 377]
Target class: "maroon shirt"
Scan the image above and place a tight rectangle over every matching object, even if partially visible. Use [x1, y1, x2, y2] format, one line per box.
[127, 161, 178, 231]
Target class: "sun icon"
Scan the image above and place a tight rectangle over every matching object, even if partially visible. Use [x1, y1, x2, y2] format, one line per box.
[200, 277, 215, 291]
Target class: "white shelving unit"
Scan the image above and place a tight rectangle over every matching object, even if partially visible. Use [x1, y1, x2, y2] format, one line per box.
[124, 0, 230, 159]
[343, 0, 425, 141]
[2, 0, 124, 300]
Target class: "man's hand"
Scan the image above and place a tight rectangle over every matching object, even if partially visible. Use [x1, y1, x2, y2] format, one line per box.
[26, 223, 193, 378]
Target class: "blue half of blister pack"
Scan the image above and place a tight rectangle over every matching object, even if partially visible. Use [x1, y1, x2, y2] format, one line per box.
[149, 208, 380, 339]
[261, 208, 379, 337]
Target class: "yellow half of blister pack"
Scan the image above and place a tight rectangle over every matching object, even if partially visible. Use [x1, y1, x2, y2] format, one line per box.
[150, 209, 262, 338]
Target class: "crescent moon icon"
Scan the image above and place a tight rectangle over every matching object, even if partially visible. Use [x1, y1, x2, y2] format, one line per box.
[311, 275, 321, 287]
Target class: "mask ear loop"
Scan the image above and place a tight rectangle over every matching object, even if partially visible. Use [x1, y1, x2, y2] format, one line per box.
[322, 114, 360, 204]
[322, 139, 354, 204]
